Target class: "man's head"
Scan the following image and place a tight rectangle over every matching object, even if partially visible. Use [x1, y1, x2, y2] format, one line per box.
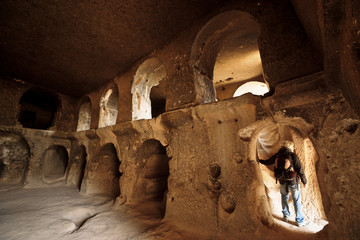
[282, 141, 294, 152]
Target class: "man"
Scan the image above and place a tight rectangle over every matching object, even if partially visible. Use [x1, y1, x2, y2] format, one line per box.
[258, 141, 307, 227]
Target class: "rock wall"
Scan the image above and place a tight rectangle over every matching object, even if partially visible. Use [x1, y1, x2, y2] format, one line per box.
[0, 1, 359, 239]
[1, 72, 359, 239]
[0, 77, 77, 132]
[0, 127, 71, 187]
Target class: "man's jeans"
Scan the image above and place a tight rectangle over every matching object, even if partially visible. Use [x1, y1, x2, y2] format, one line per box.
[280, 182, 304, 223]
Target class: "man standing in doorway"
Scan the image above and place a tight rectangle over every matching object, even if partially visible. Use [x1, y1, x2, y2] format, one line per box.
[258, 141, 307, 227]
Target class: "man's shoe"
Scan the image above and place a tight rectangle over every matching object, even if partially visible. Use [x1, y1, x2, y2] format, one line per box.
[297, 221, 308, 227]
[283, 215, 289, 223]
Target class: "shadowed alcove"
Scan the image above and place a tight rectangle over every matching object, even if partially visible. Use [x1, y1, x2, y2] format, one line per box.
[0, 132, 30, 186]
[18, 89, 59, 130]
[42, 145, 69, 183]
[82, 143, 121, 198]
[132, 139, 170, 219]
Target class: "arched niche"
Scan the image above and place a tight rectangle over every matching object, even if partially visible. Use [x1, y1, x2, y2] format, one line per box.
[255, 123, 328, 232]
[98, 85, 119, 128]
[76, 97, 92, 131]
[82, 143, 121, 197]
[42, 145, 68, 183]
[190, 10, 268, 102]
[131, 58, 166, 120]
[0, 132, 30, 186]
[18, 88, 59, 130]
[134, 139, 170, 218]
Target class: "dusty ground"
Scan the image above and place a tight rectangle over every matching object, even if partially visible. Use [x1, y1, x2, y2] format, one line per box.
[0, 185, 161, 240]
[0, 184, 329, 240]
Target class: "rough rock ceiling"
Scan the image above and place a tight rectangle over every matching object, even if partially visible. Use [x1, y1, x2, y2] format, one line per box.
[0, 0, 223, 97]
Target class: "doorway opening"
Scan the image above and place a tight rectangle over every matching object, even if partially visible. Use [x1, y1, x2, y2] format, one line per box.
[135, 139, 170, 219]
[83, 143, 121, 197]
[42, 145, 68, 183]
[190, 10, 269, 103]
[0, 132, 30, 186]
[18, 89, 58, 130]
[131, 58, 166, 120]
[256, 123, 328, 232]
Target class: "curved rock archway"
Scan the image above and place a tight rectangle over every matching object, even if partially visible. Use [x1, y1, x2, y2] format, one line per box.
[190, 10, 267, 102]
[98, 85, 119, 128]
[0, 132, 30, 186]
[81, 143, 121, 198]
[255, 122, 328, 233]
[131, 58, 166, 120]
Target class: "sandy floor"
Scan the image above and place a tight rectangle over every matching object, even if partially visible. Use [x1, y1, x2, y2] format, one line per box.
[0, 184, 329, 240]
[0, 185, 159, 240]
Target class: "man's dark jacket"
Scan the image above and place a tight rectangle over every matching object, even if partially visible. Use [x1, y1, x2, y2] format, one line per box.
[259, 147, 307, 185]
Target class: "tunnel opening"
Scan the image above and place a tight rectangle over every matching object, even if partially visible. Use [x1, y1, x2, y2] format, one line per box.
[135, 139, 170, 219]
[131, 58, 166, 120]
[98, 86, 118, 128]
[256, 123, 328, 233]
[42, 145, 68, 183]
[76, 97, 92, 131]
[233, 81, 269, 97]
[150, 84, 167, 119]
[190, 10, 269, 103]
[82, 143, 121, 198]
[18, 88, 59, 130]
[0, 132, 30, 186]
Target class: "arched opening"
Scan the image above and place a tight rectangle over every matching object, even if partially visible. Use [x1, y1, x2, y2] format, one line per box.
[98, 85, 118, 128]
[131, 58, 166, 120]
[76, 97, 92, 131]
[18, 88, 58, 130]
[190, 11, 268, 103]
[134, 139, 170, 218]
[256, 123, 328, 232]
[77, 145, 87, 190]
[82, 143, 121, 197]
[0, 132, 30, 186]
[233, 81, 269, 97]
[42, 145, 68, 182]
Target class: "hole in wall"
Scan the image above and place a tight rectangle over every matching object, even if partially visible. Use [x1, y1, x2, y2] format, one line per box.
[190, 10, 269, 102]
[18, 89, 58, 130]
[42, 145, 68, 182]
[135, 139, 170, 219]
[131, 58, 167, 120]
[0, 132, 30, 186]
[150, 85, 167, 119]
[83, 143, 121, 197]
[233, 81, 269, 97]
[256, 123, 328, 233]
